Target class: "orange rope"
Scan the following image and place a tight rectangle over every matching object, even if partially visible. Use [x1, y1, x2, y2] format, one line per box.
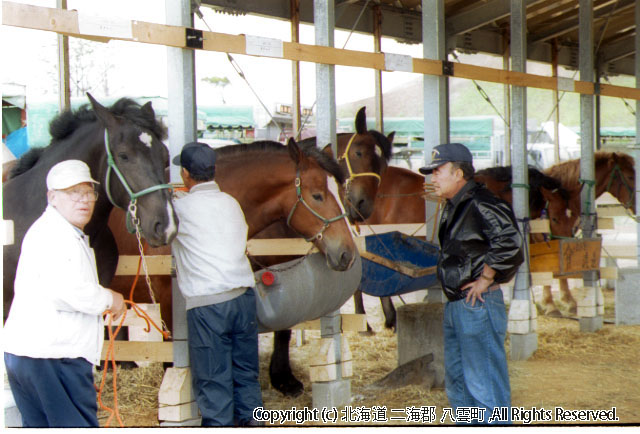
[97, 241, 170, 427]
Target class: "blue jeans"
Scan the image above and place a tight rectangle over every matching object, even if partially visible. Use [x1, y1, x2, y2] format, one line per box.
[443, 289, 511, 425]
[186, 289, 263, 426]
[4, 354, 99, 427]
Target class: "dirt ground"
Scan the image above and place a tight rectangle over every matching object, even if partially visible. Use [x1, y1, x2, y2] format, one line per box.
[96, 285, 640, 427]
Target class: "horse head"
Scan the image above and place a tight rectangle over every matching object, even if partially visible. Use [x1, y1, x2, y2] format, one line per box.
[539, 186, 579, 238]
[323, 107, 394, 222]
[286, 138, 357, 271]
[603, 152, 636, 211]
[87, 94, 178, 247]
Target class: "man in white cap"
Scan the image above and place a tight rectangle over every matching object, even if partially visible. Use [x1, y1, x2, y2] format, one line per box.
[4, 159, 126, 427]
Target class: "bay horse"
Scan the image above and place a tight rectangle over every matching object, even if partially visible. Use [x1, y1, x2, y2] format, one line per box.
[3, 94, 177, 321]
[248, 108, 395, 397]
[538, 151, 636, 316]
[355, 164, 575, 331]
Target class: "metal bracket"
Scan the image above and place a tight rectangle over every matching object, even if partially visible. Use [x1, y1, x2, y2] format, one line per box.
[185, 28, 203, 49]
[442, 60, 454, 76]
[593, 82, 601, 96]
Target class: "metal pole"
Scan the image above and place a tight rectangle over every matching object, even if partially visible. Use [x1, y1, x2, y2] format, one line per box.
[291, 0, 302, 140]
[578, 0, 602, 332]
[509, 0, 537, 360]
[635, 1, 640, 261]
[373, 5, 384, 133]
[503, 30, 511, 166]
[57, 0, 70, 110]
[552, 39, 560, 164]
[422, 0, 448, 285]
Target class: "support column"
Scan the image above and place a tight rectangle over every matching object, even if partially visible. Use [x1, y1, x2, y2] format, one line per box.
[635, 1, 640, 262]
[160, 0, 200, 426]
[508, 0, 537, 360]
[552, 39, 560, 164]
[578, 0, 602, 333]
[373, 5, 384, 133]
[291, 0, 302, 140]
[503, 31, 511, 166]
[422, 0, 448, 303]
[57, 0, 70, 110]
[311, 0, 349, 410]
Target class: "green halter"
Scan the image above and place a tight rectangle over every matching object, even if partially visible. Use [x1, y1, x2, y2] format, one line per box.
[103, 130, 173, 233]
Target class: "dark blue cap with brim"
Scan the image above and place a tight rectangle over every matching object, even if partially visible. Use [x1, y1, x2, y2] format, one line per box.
[172, 142, 217, 177]
[419, 142, 473, 175]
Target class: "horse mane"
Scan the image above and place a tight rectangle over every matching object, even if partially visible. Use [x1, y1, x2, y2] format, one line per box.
[9, 148, 47, 179]
[216, 140, 345, 185]
[595, 150, 634, 170]
[545, 158, 581, 190]
[49, 97, 168, 143]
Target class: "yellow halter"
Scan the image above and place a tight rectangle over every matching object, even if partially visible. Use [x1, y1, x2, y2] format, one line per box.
[338, 133, 382, 190]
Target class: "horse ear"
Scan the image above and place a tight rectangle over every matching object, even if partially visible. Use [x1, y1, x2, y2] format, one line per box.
[321, 143, 334, 158]
[287, 137, 302, 166]
[87, 93, 116, 128]
[141, 101, 156, 119]
[355, 106, 367, 134]
[387, 131, 395, 144]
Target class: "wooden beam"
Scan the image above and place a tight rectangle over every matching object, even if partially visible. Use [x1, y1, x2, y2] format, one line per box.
[101, 341, 173, 362]
[3, 1, 640, 100]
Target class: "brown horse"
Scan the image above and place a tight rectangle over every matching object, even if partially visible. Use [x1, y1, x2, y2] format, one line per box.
[108, 138, 356, 336]
[537, 151, 636, 316]
[251, 109, 395, 397]
[355, 164, 575, 331]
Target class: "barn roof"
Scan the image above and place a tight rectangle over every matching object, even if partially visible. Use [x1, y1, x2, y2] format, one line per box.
[200, 0, 637, 77]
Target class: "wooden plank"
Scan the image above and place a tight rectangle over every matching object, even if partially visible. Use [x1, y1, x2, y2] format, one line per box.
[115, 255, 172, 276]
[3, 2, 640, 100]
[101, 341, 173, 362]
[529, 218, 550, 234]
[310, 337, 352, 366]
[597, 217, 615, 230]
[531, 272, 554, 286]
[596, 205, 629, 217]
[360, 251, 436, 278]
[602, 245, 636, 259]
[309, 360, 353, 383]
[158, 367, 192, 406]
[559, 238, 602, 275]
[291, 314, 367, 332]
[158, 401, 200, 423]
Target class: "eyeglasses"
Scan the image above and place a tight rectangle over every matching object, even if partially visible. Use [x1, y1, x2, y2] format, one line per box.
[58, 189, 99, 202]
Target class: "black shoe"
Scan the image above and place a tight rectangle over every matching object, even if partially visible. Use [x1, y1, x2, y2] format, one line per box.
[241, 419, 265, 427]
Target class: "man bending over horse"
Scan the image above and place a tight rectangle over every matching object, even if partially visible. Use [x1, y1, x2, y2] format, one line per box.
[420, 143, 523, 425]
[171, 142, 263, 426]
[4, 160, 126, 427]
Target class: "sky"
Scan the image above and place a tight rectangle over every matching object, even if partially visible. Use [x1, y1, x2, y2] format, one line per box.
[2, 0, 426, 111]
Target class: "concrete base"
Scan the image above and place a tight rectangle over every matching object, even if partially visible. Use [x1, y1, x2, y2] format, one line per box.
[579, 315, 603, 332]
[616, 267, 640, 325]
[397, 302, 444, 388]
[510, 332, 538, 361]
[312, 379, 351, 410]
[160, 417, 202, 427]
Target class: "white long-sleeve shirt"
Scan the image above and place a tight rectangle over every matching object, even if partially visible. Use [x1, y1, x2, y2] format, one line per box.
[171, 181, 255, 309]
[4, 205, 114, 366]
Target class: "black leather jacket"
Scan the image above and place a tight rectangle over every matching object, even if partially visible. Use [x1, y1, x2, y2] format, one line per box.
[437, 181, 524, 302]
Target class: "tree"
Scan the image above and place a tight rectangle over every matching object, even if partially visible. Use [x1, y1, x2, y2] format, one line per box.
[201, 76, 230, 104]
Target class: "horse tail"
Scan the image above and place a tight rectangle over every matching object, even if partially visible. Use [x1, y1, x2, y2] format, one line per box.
[9, 147, 47, 179]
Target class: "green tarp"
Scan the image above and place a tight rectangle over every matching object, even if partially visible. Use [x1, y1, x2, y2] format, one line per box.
[199, 105, 254, 129]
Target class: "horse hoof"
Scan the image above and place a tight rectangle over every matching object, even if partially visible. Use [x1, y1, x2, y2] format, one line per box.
[545, 309, 562, 317]
[275, 380, 304, 398]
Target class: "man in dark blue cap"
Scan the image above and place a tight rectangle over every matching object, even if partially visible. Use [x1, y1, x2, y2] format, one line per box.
[171, 142, 263, 426]
[420, 143, 523, 424]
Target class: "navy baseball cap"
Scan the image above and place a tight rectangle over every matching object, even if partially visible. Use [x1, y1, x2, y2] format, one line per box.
[419, 143, 473, 175]
[172, 142, 217, 177]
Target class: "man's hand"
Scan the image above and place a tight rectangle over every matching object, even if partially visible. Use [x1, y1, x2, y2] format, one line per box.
[461, 276, 493, 307]
[108, 290, 126, 320]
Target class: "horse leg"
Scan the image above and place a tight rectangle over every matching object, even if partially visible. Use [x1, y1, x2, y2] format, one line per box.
[540, 284, 562, 317]
[380, 296, 396, 331]
[353, 289, 375, 335]
[269, 329, 304, 397]
[558, 278, 577, 315]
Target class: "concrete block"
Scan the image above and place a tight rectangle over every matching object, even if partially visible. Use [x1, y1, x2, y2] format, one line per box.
[579, 315, 603, 333]
[510, 332, 538, 361]
[309, 360, 353, 382]
[158, 400, 200, 422]
[397, 303, 444, 388]
[312, 379, 351, 410]
[160, 417, 202, 427]
[616, 268, 640, 325]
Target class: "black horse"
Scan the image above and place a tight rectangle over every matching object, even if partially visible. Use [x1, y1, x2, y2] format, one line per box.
[3, 94, 177, 321]
[252, 107, 395, 397]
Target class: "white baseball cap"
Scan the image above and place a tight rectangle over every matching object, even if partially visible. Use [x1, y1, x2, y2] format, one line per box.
[46, 160, 100, 190]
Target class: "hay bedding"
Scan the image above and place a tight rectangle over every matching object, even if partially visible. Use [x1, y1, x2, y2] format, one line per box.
[96, 287, 640, 427]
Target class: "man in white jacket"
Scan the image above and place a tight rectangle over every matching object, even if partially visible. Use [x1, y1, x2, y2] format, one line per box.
[171, 142, 263, 426]
[4, 160, 126, 427]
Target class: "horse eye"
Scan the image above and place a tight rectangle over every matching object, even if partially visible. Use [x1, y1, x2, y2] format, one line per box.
[355, 150, 363, 157]
[552, 218, 558, 223]
[312, 193, 323, 202]
[118, 153, 129, 162]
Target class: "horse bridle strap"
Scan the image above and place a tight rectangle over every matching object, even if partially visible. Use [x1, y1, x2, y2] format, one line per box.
[286, 169, 348, 242]
[605, 164, 634, 209]
[338, 134, 382, 189]
[103, 130, 173, 209]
